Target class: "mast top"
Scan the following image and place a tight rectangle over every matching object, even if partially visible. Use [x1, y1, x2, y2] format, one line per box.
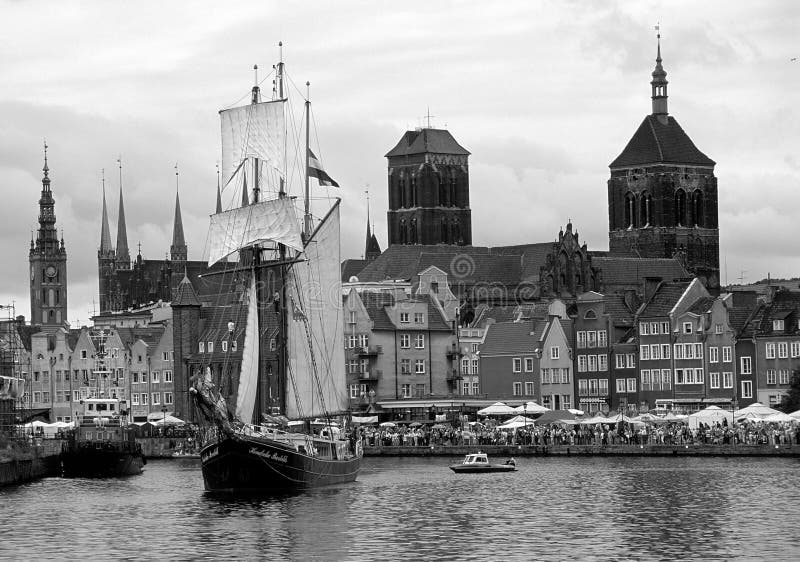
[251, 64, 260, 104]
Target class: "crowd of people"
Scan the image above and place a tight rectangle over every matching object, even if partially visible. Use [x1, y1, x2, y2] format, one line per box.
[361, 420, 800, 448]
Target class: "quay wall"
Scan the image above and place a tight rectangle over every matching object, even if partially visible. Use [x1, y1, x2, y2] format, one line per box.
[364, 444, 800, 457]
[0, 440, 62, 487]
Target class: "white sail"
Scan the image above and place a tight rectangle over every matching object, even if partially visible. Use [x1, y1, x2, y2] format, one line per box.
[208, 198, 304, 266]
[220, 100, 286, 188]
[234, 272, 259, 423]
[285, 202, 347, 419]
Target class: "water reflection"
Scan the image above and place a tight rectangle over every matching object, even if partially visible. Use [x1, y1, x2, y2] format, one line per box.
[1, 457, 798, 561]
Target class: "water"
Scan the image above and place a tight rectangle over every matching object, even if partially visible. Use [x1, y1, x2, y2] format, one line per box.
[2, 456, 799, 561]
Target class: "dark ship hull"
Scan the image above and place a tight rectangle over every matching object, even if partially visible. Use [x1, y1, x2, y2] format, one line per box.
[61, 441, 145, 478]
[200, 433, 361, 493]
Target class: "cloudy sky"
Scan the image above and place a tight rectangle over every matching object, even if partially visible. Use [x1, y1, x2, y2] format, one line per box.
[2, 1, 799, 326]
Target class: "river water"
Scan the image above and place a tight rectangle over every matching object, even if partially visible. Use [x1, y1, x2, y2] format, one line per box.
[2, 456, 799, 561]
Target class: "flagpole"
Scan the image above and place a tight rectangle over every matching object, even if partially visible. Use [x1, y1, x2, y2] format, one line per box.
[304, 81, 311, 238]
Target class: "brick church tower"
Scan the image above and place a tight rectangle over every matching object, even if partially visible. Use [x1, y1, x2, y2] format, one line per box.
[30, 143, 68, 328]
[607, 34, 720, 289]
[385, 127, 472, 246]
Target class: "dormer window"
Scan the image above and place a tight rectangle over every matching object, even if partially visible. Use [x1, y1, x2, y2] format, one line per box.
[682, 322, 693, 334]
[207, 342, 214, 353]
[199, 342, 205, 353]
[773, 319, 784, 332]
[400, 312, 409, 323]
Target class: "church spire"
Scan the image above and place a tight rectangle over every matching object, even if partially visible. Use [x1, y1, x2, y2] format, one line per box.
[115, 157, 130, 270]
[651, 26, 668, 117]
[99, 171, 113, 255]
[171, 164, 187, 263]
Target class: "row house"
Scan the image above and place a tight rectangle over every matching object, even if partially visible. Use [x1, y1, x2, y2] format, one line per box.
[740, 289, 800, 408]
[342, 267, 460, 419]
[478, 300, 574, 409]
[26, 322, 173, 422]
[458, 325, 484, 397]
[574, 292, 612, 414]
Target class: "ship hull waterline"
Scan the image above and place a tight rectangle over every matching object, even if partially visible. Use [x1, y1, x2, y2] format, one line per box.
[200, 435, 361, 493]
[61, 446, 145, 478]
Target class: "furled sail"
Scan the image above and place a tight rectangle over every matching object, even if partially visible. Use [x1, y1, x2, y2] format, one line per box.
[208, 198, 304, 266]
[285, 201, 347, 419]
[234, 272, 259, 424]
[220, 100, 286, 188]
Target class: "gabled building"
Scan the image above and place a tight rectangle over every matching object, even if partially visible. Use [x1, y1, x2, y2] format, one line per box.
[535, 305, 575, 411]
[574, 292, 612, 414]
[479, 321, 539, 401]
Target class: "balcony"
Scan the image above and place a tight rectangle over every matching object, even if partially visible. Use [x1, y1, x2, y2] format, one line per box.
[357, 345, 383, 356]
[446, 345, 462, 359]
[446, 369, 462, 382]
[359, 369, 381, 381]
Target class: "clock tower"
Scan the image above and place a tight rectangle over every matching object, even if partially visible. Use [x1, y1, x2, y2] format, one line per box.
[30, 143, 68, 328]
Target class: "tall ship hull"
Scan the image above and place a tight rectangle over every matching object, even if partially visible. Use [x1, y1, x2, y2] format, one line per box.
[200, 433, 360, 492]
[61, 440, 144, 478]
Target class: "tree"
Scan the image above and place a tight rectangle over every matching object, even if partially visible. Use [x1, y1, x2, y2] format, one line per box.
[778, 369, 800, 413]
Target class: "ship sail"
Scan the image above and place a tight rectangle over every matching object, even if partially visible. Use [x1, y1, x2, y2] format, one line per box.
[285, 201, 347, 419]
[220, 100, 286, 188]
[234, 271, 259, 423]
[207, 198, 304, 266]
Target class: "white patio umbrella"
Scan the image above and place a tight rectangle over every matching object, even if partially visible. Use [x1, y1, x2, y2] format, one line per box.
[734, 402, 781, 420]
[762, 412, 797, 423]
[789, 409, 800, 420]
[687, 406, 733, 429]
[499, 415, 538, 427]
[379, 421, 396, 428]
[513, 401, 550, 414]
[477, 402, 517, 416]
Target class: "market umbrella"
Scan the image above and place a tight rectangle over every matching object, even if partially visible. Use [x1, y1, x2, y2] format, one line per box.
[687, 406, 733, 429]
[513, 401, 550, 414]
[762, 412, 797, 423]
[734, 402, 782, 420]
[379, 421, 396, 428]
[534, 410, 577, 424]
[409, 422, 423, 427]
[477, 402, 516, 416]
[789, 409, 800, 420]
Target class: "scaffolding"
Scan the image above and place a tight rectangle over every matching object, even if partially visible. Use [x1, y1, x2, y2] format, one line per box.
[0, 304, 29, 440]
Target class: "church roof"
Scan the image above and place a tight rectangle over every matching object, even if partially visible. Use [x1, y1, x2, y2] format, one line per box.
[385, 128, 470, 158]
[592, 256, 689, 287]
[609, 115, 715, 169]
[341, 259, 368, 282]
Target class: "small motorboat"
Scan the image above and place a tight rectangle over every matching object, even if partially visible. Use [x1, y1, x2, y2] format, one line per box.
[449, 452, 517, 473]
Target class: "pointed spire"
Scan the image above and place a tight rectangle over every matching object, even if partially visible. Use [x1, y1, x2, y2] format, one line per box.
[100, 170, 113, 255]
[651, 25, 668, 117]
[115, 157, 130, 269]
[42, 139, 50, 186]
[171, 164, 187, 262]
[364, 187, 372, 259]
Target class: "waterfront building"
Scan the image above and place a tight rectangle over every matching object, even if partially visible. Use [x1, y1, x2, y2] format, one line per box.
[607, 34, 720, 291]
[458, 325, 484, 397]
[478, 321, 539, 401]
[535, 304, 574, 411]
[574, 292, 612, 414]
[739, 289, 800, 408]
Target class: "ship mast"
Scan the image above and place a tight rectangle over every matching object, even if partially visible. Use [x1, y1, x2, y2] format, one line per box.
[250, 62, 264, 425]
[275, 43, 289, 419]
[304, 81, 311, 237]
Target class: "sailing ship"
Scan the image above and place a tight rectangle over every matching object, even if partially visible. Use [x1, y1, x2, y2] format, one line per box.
[190, 51, 362, 493]
[61, 330, 145, 477]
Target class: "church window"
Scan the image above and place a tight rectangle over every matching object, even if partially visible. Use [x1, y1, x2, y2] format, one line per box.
[692, 190, 704, 227]
[399, 219, 407, 244]
[441, 217, 449, 244]
[410, 219, 417, 244]
[398, 175, 406, 208]
[439, 174, 447, 206]
[640, 192, 651, 226]
[675, 189, 687, 226]
[624, 192, 635, 228]
[449, 172, 457, 207]
[410, 175, 418, 207]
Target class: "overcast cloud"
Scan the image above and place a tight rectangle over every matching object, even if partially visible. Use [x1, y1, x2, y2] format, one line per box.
[2, 0, 799, 325]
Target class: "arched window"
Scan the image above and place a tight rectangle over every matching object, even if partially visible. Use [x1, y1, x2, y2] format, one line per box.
[441, 217, 449, 244]
[410, 219, 417, 244]
[584, 309, 597, 320]
[410, 175, 417, 207]
[449, 172, 457, 207]
[399, 219, 407, 244]
[675, 189, 687, 226]
[640, 192, 651, 227]
[439, 174, 447, 206]
[624, 192, 635, 228]
[452, 219, 460, 244]
[398, 175, 406, 208]
[692, 190, 704, 227]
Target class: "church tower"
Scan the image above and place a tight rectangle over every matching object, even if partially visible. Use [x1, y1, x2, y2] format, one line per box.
[30, 143, 68, 328]
[115, 163, 131, 271]
[386, 127, 472, 246]
[170, 186, 187, 264]
[607, 33, 719, 289]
